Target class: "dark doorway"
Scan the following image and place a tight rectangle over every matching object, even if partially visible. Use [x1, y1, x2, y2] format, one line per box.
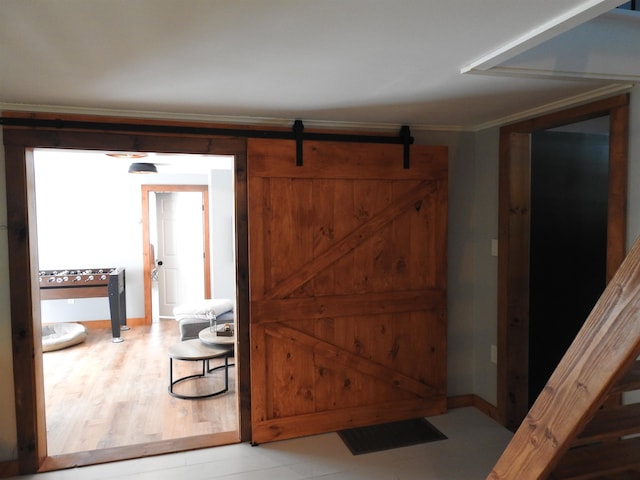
[528, 129, 609, 404]
[497, 93, 629, 431]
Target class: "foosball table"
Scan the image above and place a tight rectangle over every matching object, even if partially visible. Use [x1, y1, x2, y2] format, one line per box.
[38, 267, 129, 342]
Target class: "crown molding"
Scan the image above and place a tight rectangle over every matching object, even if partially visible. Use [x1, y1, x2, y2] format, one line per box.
[0, 102, 295, 127]
[1, 101, 471, 134]
[474, 66, 640, 84]
[470, 82, 633, 132]
[0, 102, 417, 133]
[1, 82, 633, 137]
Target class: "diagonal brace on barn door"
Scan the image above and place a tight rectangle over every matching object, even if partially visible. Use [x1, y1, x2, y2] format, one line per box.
[265, 323, 438, 399]
[252, 289, 446, 323]
[263, 180, 437, 300]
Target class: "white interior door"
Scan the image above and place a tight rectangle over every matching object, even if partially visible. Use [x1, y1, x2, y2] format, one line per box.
[156, 192, 205, 317]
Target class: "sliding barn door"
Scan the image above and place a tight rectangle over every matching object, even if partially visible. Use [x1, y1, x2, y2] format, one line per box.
[248, 139, 448, 443]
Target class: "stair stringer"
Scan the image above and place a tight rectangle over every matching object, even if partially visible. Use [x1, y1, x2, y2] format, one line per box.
[488, 235, 640, 480]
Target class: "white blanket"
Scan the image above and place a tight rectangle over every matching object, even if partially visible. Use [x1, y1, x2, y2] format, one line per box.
[173, 298, 234, 321]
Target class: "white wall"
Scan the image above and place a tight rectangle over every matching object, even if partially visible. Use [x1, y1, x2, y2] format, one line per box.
[32, 150, 237, 325]
[33, 150, 224, 322]
[210, 168, 236, 302]
[414, 130, 477, 397]
[413, 128, 499, 403]
[35, 150, 151, 321]
[472, 127, 500, 405]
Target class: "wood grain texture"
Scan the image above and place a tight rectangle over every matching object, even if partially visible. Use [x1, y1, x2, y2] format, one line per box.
[248, 139, 448, 444]
[503, 132, 532, 430]
[251, 289, 446, 322]
[263, 180, 436, 300]
[266, 323, 438, 398]
[489, 234, 640, 479]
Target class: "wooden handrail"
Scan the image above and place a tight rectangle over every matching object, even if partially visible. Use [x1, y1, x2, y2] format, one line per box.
[488, 235, 640, 479]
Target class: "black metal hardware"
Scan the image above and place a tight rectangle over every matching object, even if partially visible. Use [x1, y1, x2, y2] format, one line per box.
[400, 125, 412, 169]
[0, 116, 415, 167]
[293, 119, 304, 166]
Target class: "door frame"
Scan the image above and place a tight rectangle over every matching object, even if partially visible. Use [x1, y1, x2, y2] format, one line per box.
[2, 117, 250, 474]
[141, 184, 212, 325]
[497, 94, 630, 430]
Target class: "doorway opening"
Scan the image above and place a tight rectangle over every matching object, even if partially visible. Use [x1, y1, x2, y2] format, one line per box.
[151, 190, 210, 320]
[32, 149, 239, 458]
[143, 186, 212, 324]
[497, 94, 629, 430]
[528, 120, 610, 405]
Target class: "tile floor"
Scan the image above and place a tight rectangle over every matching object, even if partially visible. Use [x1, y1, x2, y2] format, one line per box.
[9, 407, 512, 480]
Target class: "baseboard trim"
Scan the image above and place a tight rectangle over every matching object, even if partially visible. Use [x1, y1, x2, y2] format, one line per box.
[448, 394, 500, 423]
[79, 317, 146, 330]
[0, 459, 19, 478]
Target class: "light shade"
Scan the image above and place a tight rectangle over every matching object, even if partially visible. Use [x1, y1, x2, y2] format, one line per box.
[107, 152, 147, 158]
[128, 162, 158, 174]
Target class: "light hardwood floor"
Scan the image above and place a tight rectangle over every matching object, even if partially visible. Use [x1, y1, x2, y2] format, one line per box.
[42, 319, 238, 456]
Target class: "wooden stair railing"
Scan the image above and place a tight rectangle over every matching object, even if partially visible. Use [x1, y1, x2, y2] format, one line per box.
[550, 363, 640, 480]
[488, 236, 640, 479]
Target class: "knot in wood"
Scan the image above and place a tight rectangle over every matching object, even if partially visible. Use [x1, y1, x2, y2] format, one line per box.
[389, 341, 400, 359]
[356, 206, 369, 219]
[544, 427, 558, 448]
[320, 225, 334, 239]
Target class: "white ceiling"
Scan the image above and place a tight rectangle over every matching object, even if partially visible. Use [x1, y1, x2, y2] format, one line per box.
[1, 0, 638, 132]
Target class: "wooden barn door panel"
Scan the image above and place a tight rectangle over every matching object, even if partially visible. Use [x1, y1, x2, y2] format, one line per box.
[248, 139, 448, 443]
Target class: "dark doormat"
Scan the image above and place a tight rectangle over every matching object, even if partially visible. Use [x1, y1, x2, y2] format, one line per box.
[338, 418, 447, 455]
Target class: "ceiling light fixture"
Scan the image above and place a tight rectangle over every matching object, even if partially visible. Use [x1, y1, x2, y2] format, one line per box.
[128, 162, 158, 174]
[106, 152, 148, 159]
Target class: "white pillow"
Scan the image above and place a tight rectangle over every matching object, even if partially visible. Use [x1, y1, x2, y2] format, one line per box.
[173, 298, 234, 320]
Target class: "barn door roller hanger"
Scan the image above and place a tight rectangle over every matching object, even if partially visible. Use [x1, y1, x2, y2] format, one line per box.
[0, 116, 414, 168]
[292, 120, 413, 169]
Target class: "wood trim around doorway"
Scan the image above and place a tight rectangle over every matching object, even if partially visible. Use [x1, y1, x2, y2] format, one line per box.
[2, 115, 250, 474]
[141, 184, 211, 325]
[497, 94, 630, 430]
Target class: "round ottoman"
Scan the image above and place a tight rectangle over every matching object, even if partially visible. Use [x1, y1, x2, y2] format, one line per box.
[42, 322, 88, 352]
